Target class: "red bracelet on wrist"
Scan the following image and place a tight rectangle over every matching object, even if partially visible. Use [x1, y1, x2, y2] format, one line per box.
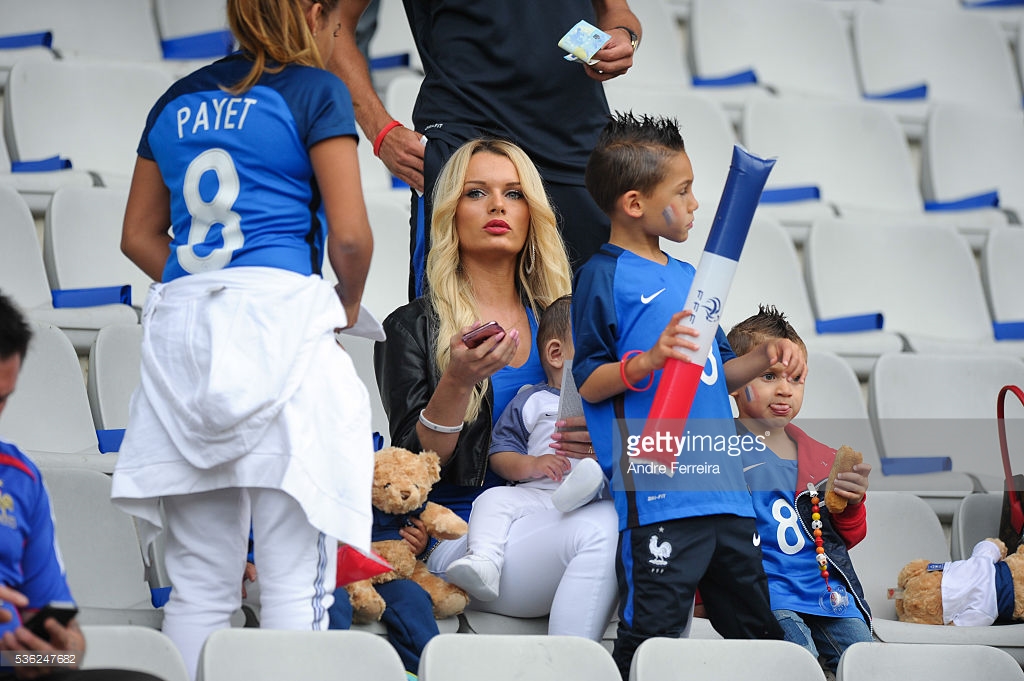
[373, 120, 403, 157]
[620, 350, 653, 392]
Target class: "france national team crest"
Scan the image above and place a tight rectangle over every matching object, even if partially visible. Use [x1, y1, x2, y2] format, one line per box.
[648, 528, 672, 573]
[0, 481, 16, 529]
[692, 289, 722, 324]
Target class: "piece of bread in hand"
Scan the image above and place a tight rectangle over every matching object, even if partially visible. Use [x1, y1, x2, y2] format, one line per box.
[824, 445, 863, 514]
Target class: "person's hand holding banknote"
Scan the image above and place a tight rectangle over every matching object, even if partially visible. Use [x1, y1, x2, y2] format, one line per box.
[558, 20, 611, 65]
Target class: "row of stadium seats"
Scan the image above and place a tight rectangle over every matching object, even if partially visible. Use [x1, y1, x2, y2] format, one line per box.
[27, 472, 1024, 678]
[0, 0, 232, 86]
[4, 0, 1023, 217]
[3, 52, 1019, 246]
[65, 623, 1024, 681]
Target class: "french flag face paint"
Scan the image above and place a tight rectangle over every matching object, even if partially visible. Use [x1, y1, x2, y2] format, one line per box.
[639, 146, 776, 470]
[663, 205, 677, 227]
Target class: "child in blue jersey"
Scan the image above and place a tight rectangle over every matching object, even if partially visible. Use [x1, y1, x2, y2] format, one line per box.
[0, 292, 162, 681]
[572, 113, 801, 679]
[111, 1, 374, 678]
[446, 295, 606, 602]
[727, 305, 873, 675]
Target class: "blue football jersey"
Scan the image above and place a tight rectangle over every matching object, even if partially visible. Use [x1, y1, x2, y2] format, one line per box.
[742, 446, 861, 618]
[0, 441, 74, 635]
[572, 245, 754, 530]
[138, 53, 358, 282]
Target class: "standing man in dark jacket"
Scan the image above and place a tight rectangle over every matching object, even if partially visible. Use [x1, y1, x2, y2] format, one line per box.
[331, 0, 642, 297]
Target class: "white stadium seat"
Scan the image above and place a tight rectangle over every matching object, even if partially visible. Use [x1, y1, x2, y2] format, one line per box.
[40, 466, 162, 627]
[81, 625, 189, 681]
[921, 103, 1024, 225]
[981, 227, 1024, 337]
[629, 637, 826, 681]
[868, 352, 1024, 495]
[0, 185, 138, 355]
[852, 3, 1021, 138]
[87, 323, 143, 432]
[197, 628, 407, 681]
[4, 58, 173, 188]
[805, 218, 1024, 359]
[742, 97, 1006, 248]
[44, 186, 155, 313]
[722, 217, 903, 379]
[688, 0, 857, 118]
[418, 634, 620, 681]
[837, 641, 1024, 681]
[0, 321, 117, 471]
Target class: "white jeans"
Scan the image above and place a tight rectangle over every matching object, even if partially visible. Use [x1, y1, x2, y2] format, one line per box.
[160, 487, 336, 680]
[430, 498, 618, 641]
[465, 485, 555, 569]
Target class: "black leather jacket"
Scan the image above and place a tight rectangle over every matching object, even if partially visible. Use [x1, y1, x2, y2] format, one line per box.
[373, 297, 494, 487]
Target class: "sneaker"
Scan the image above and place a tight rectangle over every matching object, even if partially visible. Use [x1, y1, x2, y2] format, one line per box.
[446, 554, 501, 602]
[552, 457, 605, 513]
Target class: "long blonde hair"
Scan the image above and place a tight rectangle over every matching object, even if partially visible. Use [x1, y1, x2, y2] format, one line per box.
[426, 139, 572, 423]
[226, 0, 338, 94]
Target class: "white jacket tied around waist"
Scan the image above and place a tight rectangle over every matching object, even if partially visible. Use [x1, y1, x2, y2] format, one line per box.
[111, 267, 374, 553]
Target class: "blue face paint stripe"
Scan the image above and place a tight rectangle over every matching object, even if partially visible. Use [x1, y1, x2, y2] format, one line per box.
[744, 385, 754, 403]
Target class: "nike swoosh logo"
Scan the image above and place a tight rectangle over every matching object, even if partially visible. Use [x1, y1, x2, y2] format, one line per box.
[640, 288, 666, 304]
[743, 463, 766, 472]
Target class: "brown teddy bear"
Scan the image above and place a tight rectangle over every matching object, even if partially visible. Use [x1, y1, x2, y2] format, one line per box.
[344, 446, 470, 623]
[895, 537, 1024, 626]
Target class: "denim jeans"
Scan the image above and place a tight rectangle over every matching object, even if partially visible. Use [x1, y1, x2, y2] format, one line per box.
[774, 609, 872, 673]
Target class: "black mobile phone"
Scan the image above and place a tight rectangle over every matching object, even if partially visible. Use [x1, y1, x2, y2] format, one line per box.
[24, 601, 77, 640]
[462, 321, 504, 348]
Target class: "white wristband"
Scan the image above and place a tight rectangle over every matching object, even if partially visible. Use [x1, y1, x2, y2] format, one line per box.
[418, 408, 464, 434]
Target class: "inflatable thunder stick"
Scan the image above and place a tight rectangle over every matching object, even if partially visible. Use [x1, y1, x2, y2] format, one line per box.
[639, 146, 775, 467]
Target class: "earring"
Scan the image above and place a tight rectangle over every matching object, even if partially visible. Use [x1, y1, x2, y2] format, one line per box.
[524, 241, 537, 275]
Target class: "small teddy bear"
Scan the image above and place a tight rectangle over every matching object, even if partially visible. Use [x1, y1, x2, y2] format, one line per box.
[895, 537, 1024, 626]
[344, 446, 470, 623]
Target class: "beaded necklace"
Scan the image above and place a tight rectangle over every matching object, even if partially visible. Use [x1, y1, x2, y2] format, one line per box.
[807, 482, 849, 614]
[808, 483, 831, 590]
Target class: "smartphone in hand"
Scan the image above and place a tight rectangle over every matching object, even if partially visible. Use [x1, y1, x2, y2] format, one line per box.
[23, 601, 77, 641]
[462, 321, 504, 348]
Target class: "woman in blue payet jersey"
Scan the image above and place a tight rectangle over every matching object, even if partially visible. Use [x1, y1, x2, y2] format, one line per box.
[111, 1, 374, 678]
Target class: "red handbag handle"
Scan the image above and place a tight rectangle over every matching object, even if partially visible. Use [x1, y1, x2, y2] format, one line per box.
[997, 385, 1024, 530]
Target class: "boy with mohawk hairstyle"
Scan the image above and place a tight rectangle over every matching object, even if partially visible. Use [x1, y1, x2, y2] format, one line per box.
[728, 304, 873, 676]
[572, 113, 799, 679]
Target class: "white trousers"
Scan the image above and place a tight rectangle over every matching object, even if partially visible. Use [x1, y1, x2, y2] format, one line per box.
[430, 499, 619, 641]
[466, 486, 555, 569]
[160, 487, 336, 681]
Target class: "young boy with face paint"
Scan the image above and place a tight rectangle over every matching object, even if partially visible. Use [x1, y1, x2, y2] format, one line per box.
[572, 113, 800, 680]
[728, 305, 874, 677]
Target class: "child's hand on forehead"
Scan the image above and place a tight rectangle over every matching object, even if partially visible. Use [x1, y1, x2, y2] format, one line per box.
[761, 339, 806, 384]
